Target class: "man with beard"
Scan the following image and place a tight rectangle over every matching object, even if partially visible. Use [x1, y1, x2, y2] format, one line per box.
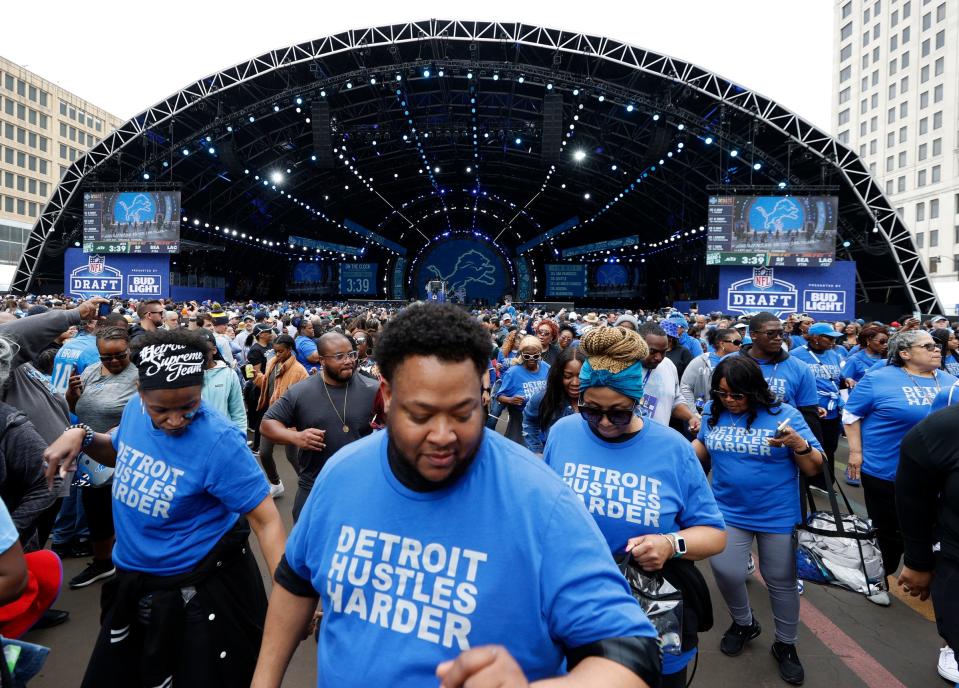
[251, 303, 659, 688]
[260, 332, 378, 520]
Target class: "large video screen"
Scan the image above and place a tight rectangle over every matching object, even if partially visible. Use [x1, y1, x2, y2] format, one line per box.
[545, 264, 587, 298]
[706, 195, 838, 268]
[83, 191, 180, 254]
[588, 262, 642, 299]
[339, 263, 378, 295]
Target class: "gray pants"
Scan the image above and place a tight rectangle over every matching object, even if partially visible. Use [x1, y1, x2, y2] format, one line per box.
[257, 436, 300, 485]
[709, 525, 800, 644]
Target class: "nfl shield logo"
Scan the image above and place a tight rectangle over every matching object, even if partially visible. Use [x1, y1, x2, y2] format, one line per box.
[752, 267, 774, 289]
[87, 255, 105, 275]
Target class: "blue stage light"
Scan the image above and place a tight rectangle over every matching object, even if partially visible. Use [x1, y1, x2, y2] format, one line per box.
[142, 173, 150, 180]
[182, 148, 190, 156]
[730, 149, 739, 157]
[652, 114, 660, 121]
[626, 104, 634, 112]
[753, 162, 762, 170]
[704, 136, 713, 144]
[423, 69, 430, 77]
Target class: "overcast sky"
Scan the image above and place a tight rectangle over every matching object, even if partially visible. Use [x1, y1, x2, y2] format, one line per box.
[3, 0, 834, 131]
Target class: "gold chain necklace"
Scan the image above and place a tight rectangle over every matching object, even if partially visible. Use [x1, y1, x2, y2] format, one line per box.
[322, 375, 351, 433]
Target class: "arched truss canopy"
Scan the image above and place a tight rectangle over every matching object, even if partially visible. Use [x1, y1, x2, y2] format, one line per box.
[16, 19, 938, 312]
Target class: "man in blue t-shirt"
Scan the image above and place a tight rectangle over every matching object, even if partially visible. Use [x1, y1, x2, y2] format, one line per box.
[252, 303, 660, 688]
[51, 318, 100, 395]
[792, 323, 846, 483]
[741, 312, 822, 442]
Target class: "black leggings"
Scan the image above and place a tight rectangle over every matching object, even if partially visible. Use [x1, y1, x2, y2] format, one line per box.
[809, 416, 840, 489]
[861, 473, 901, 575]
[81, 484, 115, 542]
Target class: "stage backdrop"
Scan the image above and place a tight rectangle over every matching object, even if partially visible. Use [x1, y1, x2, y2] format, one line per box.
[719, 260, 855, 320]
[64, 248, 169, 300]
[412, 238, 508, 303]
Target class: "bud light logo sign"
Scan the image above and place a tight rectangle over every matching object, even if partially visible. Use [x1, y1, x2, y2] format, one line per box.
[720, 261, 855, 320]
[64, 248, 169, 300]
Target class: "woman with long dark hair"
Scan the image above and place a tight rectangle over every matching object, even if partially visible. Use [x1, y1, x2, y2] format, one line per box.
[931, 328, 959, 376]
[841, 324, 889, 387]
[693, 355, 823, 686]
[544, 326, 726, 688]
[522, 346, 586, 453]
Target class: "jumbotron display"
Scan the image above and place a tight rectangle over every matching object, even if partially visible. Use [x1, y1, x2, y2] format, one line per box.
[83, 191, 181, 254]
[706, 195, 838, 268]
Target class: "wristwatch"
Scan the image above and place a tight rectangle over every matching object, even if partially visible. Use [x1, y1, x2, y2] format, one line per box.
[663, 533, 687, 558]
[795, 442, 813, 455]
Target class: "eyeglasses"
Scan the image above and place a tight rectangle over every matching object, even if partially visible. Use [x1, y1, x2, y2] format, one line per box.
[354, 336, 367, 343]
[720, 339, 743, 346]
[712, 389, 747, 401]
[756, 329, 784, 339]
[579, 404, 636, 427]
[99, 351, 130, 362]
[872, 337, 889, 345]
[148, 310, 164, 316]
[321, 351, 359, 362]
[911, 343, 939, 352]
[536, 330, 552, 336]
[521, 353, 541, 361]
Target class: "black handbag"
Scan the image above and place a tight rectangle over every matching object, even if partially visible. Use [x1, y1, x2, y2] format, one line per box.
[615, 555, 684, 655]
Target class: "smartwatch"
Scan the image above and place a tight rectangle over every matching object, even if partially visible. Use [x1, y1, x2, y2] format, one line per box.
[664, 533, 687, 558]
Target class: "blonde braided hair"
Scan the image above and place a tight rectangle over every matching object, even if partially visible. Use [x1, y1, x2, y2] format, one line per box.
[580, 326, 649, 374]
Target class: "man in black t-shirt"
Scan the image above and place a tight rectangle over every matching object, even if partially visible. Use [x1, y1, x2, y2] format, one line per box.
[260, 332, 378, 520]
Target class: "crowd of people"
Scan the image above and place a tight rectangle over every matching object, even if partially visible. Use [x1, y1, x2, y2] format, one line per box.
[0, 292, 954, 687]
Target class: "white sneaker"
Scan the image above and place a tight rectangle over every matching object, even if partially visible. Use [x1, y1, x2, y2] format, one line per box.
[269, 480, 285, 498]
[866, 590, 891, 606]
[797, 579, 804, 596]
[746, 553, 756, 576]
[939, 646, 959, 683]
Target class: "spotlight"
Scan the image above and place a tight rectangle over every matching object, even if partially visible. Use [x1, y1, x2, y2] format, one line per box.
[493, 73, 499, 80]
[466, 72, 473, 79]
[346, 82, 352, 89]
[273, 104, 280, 112]
[730, 149, 739, 157]
[438, 69, 444, 77]
[652, 114, 660, 121]
[842, 241, 851, 248]
[248, 115, 255, 123]
[182, 148, 190, 156]
[626, 104, 634, 112]
[142, 172, 150, 180]
[208, 147, 215, 154]
[573, 150, 586, 161]
[584, 193, 591, 200]
[518, 76, 525, 83]
[598, 95, 605, 102]
[423, 69, 430, 78]
[295, 97, 303, 105]
[704, 136, 713, 144]
[546, 83, 554, 90]
[778, 181, 787, 189]
[515, 138, 522, 145]
[753, 162, 762, 170]
[270, 171, 283, 184]
[677, 124, 685, 130]
[370, 77, 376, 85]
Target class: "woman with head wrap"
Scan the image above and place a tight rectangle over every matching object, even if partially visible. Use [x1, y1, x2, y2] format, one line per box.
[42, 329, 285, 688]
[543, 326, 726, 688]
[495, 335, 550, 444]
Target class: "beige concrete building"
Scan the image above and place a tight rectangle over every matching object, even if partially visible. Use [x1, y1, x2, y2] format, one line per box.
[0, 56, 122, 286]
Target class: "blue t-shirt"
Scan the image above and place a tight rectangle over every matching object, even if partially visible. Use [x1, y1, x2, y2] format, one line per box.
[679, 332, 702, 360]
[932, 380, 959, 411]
[497, 362, 550, 408]
[698, 401, 822, 533]
[739, 352, 818, 408]
[51, 331, 100, 394]
[544, 414, 724, 554]
[841, 350, 883, 383]
[295, 335, 319, 373]
[943, 354, 959, 378]
[284, 429, 657, 687]
[110, 399, 270, 575]
[791, 345, 845, 419]
[844, 366, 958, 481]
[0, 500, 17, 553]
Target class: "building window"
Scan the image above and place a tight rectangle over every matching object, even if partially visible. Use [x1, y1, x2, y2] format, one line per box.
[871, 92, 879, 108]
[931, 199, 939, 218]
[919, 143, 928, 160]
[932, 165, 941, 183]
[870, 139, 878, 154]
[871, 116, 878, 132]
[861, 144, 868, 157]
[888, 84, 897, 99]
[934, 84, 943, 102]
[933, 111, 943, 129]
[864, 30, 871, 47]
[840, 44, 853, 62]
[900, 101, 908, 118]
[918, 169, 927, 187]
[873, 23, 880, 39]
[16, 199, 24, 215]
[870, 162, 877, 175]
[899, 151, 907, 167]
[901, 51, 910, 68]
[917, 202, 926, 221]
[889, 58, 897, 75]
[900, 75, 909, 91]
[840, 66, 852, 83]
[890, 34, 898, 50]
[904, 1, 912, 19]
[839, 109, 851, 125]
[930, 258, 939, 273]
[862, 76, 869, 90]
[58, 101, 66, 116]
[898, 176, 907, 192]
[58, 122, 66, 137]
[920, 91, 929, 109]
[931, 230, 939, 247]
[872, 70, 879, 86]
[932, 138, 941, 155]
[917, 232, 925, 248]
[935, 30, 945, 49]
[921, 65, 930, 82]
[922, 38, 931, 56]
[920, 117, 929, 134]
[861, 99, 869, 115]
[842, 1, 852, 18]
[887, 156, 895, 172]
[888, 108, 896, 124]
[886, 180, 894, 195]
[937, 2, 946, 21]
[873, 45, 880, 61]
[923, 12, 932, 30]
[892, 8, 900, 25]
[861, 121, 869, 136]
[935, 57, 944, 75]
[864, 6, 871, 22]
[887, 132, 896, 146]
[839, 87, 851, 105]
[838, 131, 850, 144]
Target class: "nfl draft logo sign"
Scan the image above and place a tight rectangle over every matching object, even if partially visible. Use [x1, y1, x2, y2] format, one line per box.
[69, 255, 122, 299]
[726, 267, 798, 317]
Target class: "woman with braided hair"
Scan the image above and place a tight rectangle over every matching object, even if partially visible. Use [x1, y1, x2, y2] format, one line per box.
[543, 326, 726, 688]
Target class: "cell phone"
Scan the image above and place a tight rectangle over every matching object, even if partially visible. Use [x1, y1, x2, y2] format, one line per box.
[773, 418, 792, 438]
[97, 302, 111, 317]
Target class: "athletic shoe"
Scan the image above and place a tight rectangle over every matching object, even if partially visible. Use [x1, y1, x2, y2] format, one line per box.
[269, 480, 285, 499]
[771, 641, 805, 685]
[51, 539, 93, 559]
[720, 617, 762, 656]
[69, 559, 115, 589]
[866, 590, 891, 606]
[746, 553, 756, 576]
[938, 646, 959, 683]
[844, 467, 861, 487]
[797, 579, 805, 596]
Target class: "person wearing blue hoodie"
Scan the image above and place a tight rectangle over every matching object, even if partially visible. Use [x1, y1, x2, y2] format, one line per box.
[199, 331, 247, 432]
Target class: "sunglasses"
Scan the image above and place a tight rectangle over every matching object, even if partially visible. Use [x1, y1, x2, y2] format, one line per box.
[521, 353, 541, 361]
[757, 329, 784, 339]
[713, 389, 747, 401]
[99, 351, 130, 362]
[579, 404, 636, 427]
[321, 351, 359, 362]
[911, 343, 939, 352]
[720, 339, 743, 346]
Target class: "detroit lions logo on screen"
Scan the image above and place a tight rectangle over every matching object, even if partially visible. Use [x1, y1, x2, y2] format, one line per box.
[113, 193, 156, 224]
[749, 197, 804, 233]
[426, 249, 497, 294]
